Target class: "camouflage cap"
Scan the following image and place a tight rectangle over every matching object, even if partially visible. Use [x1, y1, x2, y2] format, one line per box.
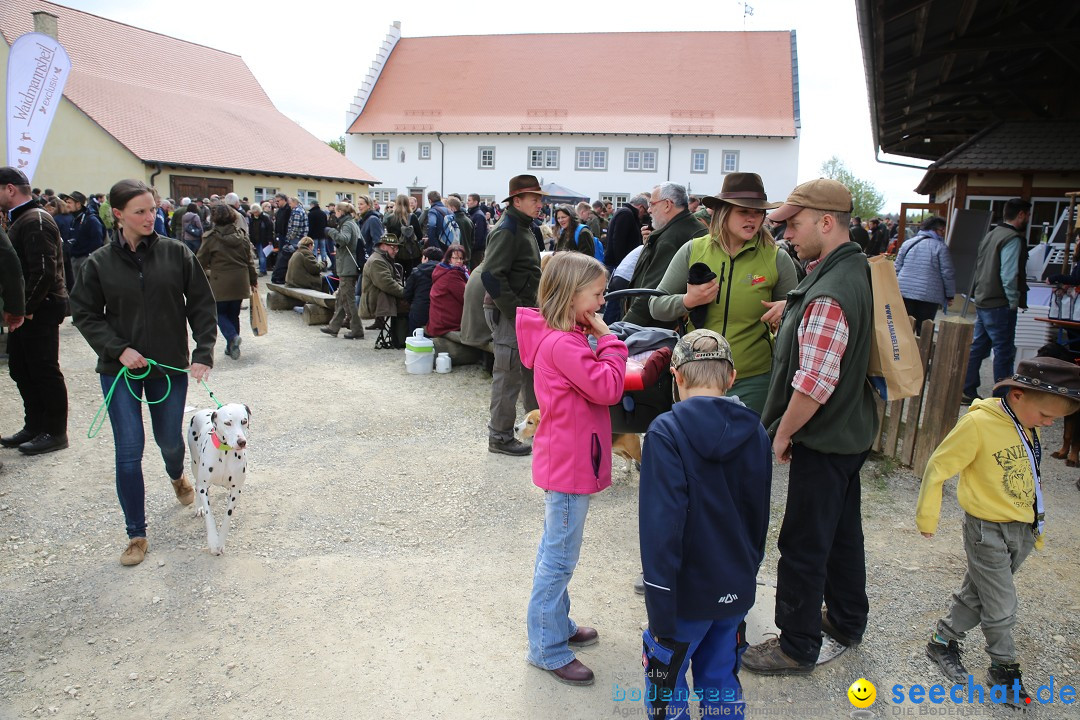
[671, 329, 733, 370]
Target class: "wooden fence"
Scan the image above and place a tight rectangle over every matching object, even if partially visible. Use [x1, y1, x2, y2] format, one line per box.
[872, 317, 975, 475]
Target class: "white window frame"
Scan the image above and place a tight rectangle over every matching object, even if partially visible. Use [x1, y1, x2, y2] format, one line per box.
[335, 192, 354, 204]
[625, 148, 658, 172]
[373, 140, 389, 160]
[722, 150, 739, 174]
[254, 187, 277, 203]
[371, 188, 396, 205]
[691, 149, 708, 174]
[298, 189, 318, 207]
[600, 193, 630, 207]
[419, 142, 432, 160]
[478, 146, 495, 169]
[575, 147, 608, 171]
[528, 146, 560, 170]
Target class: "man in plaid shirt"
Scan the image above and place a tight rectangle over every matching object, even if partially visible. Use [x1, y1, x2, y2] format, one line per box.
[743, 179, 878, 675]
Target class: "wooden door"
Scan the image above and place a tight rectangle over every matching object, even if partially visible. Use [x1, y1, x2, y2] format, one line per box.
[171, 175, 234, 202]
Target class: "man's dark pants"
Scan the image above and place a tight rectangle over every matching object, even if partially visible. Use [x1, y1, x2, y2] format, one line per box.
[7, 297, 68, 436]
[774, 444, 870, 664]
[963, 306, 1017, 398]
[271, 245, 295, 285]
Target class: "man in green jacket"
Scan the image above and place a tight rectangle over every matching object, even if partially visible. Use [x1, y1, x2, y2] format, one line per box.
[742, 178, 876, 676]
[621, 183, 707, 328]
[481, 175, 544, 456]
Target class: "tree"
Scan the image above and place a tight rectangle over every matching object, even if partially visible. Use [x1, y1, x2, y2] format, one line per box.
[819, 156, 885, 219]
[327, 136, 345, 154]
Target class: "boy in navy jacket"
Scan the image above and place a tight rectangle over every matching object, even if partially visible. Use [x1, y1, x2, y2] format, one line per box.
[639, 329, 772, 719]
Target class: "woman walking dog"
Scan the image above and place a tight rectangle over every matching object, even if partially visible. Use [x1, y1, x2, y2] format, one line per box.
[71, 179, 218, 566]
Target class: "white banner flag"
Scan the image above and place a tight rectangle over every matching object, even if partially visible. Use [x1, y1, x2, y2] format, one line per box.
[6, 32, 71, 184]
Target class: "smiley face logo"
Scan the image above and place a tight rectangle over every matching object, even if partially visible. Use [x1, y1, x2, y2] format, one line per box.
[847, 678, 876, 708]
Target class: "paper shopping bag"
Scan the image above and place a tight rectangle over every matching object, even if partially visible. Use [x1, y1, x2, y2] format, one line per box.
[250, 289, 269, 336]
[866, 256, 924, 401]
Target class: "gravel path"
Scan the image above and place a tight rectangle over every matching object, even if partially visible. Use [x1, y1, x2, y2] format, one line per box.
[1, 308, 1077, 719]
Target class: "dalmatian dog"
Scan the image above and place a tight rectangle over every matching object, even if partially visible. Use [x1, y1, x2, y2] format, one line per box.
[186, 403, 251, 555]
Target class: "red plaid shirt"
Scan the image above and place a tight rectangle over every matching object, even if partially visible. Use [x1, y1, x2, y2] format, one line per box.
[792, 259, 849, 403]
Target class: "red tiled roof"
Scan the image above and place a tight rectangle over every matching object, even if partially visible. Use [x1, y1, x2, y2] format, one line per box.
[0, 0, 378, 184]
[348, 31, 798, 137]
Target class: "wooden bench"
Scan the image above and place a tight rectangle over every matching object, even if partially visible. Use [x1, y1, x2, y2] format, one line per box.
[265, 282, 336, 325]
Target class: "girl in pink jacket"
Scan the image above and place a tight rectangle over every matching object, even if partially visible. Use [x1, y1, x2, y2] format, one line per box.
[518, 252, 628, 686]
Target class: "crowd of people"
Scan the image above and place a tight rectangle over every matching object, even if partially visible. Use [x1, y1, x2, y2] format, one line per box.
[0, 164, 1066, 715]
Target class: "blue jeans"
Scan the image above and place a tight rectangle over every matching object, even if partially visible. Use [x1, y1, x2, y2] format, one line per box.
[100, 373, 188, 538]
[963, 306, 1018, 398]
[642, 616, 747, 719]
[217, 300, 242, 346]
[526, 490, 590, 670]
[256, 243, 267, 273]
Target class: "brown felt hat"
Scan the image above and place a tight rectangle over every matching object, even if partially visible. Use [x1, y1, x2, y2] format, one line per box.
[378, 233, 402, 246]
[768, 178, 854, 222]
[994, 357, 1080, 399]
[701, 172, 780, 211]
[502, 174, 548, 204]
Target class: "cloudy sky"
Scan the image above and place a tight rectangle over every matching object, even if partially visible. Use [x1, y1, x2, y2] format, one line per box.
[59, 0, 930, 209]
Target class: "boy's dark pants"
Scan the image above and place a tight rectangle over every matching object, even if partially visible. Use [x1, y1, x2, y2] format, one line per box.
[936, 514, 1034, 665]
[775, 445, 870, 663]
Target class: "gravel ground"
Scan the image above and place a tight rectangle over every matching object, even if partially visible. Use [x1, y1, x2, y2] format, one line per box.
[0, 308, 1078, 719]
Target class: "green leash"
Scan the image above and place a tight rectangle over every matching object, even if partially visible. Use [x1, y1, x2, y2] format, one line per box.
[88, 359, 223, 439]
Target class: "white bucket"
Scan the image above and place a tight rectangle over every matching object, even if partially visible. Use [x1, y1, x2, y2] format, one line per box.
[435, 352, 452, 374]
[405, 329, 434, 375]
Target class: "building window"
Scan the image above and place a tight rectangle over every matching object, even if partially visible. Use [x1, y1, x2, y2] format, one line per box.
[691, 149, 708, 174]
[335, 192, 354, 204]
[722, 150, 739, 174]
[373, 140, 389, 160]
[528, 147, 560, 170]
[625, 148, 658, 172]
[419, 142, 431, 160]
[371, 188, 396, 205]
[478, 146, 495, 169]
[576, 147, 608, 171]
[600, 193, 630, 207]
[254, 187, 277, 203]
[298, 190, 318, 207]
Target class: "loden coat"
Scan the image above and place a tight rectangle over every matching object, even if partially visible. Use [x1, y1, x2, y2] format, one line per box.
[359, 248, 405, 319]
[285, 246, 324, 291]
[196, 223, 258, 302]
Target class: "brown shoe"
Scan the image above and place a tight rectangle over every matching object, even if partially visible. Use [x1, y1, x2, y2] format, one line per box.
[343, 331, 365, 339]
[741, 637, 815, 675]
[821, 609, 860, 648]
[120, 538, 148, 566]
[568, 627, 598, 647]
[171, 475, 195, 506]
[548, 659, 594, 686]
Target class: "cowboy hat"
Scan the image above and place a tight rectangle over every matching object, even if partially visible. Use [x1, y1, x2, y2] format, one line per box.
[502, 174, 548, 204]
[701, 172, 780, 211]
[993, 357, 1080, 399]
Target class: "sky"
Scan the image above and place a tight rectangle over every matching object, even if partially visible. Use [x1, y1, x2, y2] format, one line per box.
[57, 0, 931, 210]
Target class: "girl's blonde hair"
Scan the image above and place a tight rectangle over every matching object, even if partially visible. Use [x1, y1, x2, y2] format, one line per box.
[538, 252, 608, 332]
[707, 202, 774, 251]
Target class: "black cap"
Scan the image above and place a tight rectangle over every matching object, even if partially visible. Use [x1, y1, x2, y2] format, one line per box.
[0, 167, 30, 187]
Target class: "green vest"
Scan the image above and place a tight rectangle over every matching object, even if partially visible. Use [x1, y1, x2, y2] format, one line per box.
[688, 235, 779, 379]
[973, 223, 1027, 309]
[761, 242, 877, 455]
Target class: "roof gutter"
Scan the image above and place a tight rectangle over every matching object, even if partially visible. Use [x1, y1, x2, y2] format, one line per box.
[149, 162, 163, 189]
[666, 134, 672, 180]
[874, 149, 930, 170]
[142, 160, 379, 186]
[436, 132, 445, 195]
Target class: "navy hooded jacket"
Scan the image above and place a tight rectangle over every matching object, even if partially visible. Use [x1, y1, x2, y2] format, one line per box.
[639, 395, 771, 638]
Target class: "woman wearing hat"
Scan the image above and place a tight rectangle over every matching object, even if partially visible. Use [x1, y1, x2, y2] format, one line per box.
[552, 204, 596, 258]
[359, 233, 407, 345]
[647, 172, 799, 414]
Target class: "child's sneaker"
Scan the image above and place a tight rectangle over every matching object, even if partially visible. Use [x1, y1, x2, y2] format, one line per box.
[987, 663, 1032, 710]
[926, 636, 969, 684]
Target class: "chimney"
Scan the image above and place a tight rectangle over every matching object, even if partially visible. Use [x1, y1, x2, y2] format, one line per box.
[33, 11, 58, 39]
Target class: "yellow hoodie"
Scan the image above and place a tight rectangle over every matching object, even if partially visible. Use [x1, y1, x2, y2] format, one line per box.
[916, 398, 1043, 549]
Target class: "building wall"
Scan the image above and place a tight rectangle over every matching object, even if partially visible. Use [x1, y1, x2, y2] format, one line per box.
[347, 132, 799, 205]
[155, 169, 370, 207]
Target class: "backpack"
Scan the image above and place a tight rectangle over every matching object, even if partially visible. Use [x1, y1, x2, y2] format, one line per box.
[399, 222, 421, 260]
[429, 206, 460, 248]
[574, 224, 604, 264]
[185, 220, 202, 238]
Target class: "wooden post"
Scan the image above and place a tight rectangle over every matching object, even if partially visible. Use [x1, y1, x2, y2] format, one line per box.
[912, 318, 974, 475]
[900, 319, 936, 466]
[1064, 191, 1079, 275]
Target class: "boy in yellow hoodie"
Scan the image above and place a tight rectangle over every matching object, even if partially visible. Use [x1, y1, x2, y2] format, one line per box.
[917, 357, 1080, 707]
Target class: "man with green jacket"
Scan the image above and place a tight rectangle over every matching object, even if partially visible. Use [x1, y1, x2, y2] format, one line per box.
[481, 175, 544, 456]
[621, 183, 707, 328]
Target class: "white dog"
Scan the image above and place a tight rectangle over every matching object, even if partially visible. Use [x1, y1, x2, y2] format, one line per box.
[186, 403, 251, 555]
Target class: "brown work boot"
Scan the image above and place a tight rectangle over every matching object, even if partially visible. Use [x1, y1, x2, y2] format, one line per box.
[548, 659, 594, 686]
[120, 538, 148, 566]
[741, 637, 815, 675]
[171, 475, 194, 505]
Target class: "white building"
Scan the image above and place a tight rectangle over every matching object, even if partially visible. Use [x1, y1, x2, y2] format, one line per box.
[346, 24, 800, 207]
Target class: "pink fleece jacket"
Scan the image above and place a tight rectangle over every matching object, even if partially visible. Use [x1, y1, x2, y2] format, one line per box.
[516, 307, 628, 494]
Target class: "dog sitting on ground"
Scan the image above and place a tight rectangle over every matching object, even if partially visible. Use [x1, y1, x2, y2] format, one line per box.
[1037, 342, 1080, 466]
[187, 403, 251, 555]
[514, 408, 642, 474]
